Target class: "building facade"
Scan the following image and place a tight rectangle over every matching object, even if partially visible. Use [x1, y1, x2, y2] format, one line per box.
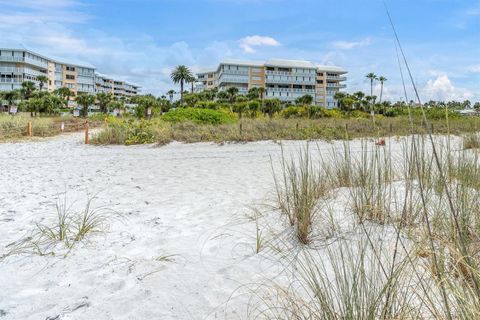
[196, 59, 347, 108]
[0, 48, 139, 100]
[95, 74, 140, 98]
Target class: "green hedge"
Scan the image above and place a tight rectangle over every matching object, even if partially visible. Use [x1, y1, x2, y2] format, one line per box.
[161, 108, 237, 125]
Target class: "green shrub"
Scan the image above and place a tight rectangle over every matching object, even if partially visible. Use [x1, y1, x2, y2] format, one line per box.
[280, 106, 307, 119]
[161, 107, 237, 125]
[194, 101, 219, 110]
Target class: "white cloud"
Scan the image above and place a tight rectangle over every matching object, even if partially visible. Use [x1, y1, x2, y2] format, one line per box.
[422, 74, 474, 101]
[238, 35, 280, 53]
[331, 38, 372, 50]
[468, 65, 480, 73]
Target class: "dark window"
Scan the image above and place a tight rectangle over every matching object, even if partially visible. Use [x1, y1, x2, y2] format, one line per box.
[66, 75, 75, 80]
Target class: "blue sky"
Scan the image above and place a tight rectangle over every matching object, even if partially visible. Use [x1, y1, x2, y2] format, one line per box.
[0, 0, 478, 102]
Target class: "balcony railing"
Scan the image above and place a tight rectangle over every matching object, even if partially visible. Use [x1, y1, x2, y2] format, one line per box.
[266, 77, 316, 85]
[267, 87, 315, 94]
[266, 70, 316, 77]
[326, 83, 347, 88]
[326, 75, 347, 81]
[219, 70, 249, 75]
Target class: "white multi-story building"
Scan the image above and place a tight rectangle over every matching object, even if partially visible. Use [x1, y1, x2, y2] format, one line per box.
[196, 59, 347, 108]
[95, 73, 140, 98]
[0, 48, 140, 100]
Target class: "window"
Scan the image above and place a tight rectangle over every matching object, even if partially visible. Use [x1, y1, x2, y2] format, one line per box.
[66, 66, 76, 72]
[318, 72, 324, 76]
[251, 76, 261, 81]
[251, 67, 262, 73]
[66, 75, 75, 80]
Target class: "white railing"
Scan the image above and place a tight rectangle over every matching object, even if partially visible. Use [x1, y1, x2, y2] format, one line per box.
[267, 87, 315, 94]
[266, 77, 316, 85]
[266, 70, 316, 77]
[219, 70, 248, 75]
[326, 75, 347, 81]
[326, 83, 347, 88]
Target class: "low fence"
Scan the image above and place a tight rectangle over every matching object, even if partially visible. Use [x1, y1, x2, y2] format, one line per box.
[0, 119, 103, 144]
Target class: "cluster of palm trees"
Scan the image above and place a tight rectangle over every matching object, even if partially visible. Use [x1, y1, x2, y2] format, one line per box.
[365, 72, 388, 103]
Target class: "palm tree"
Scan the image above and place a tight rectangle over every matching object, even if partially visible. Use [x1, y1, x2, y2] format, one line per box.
[378, 76, 387, 103]
[167, 90, 175, 102]
[36, 75, 48, 91]
[170, 65, 193, 105]
[96, 92, 114, 113]
[21, 81, 36, 100]
[4, 90, 20, 113]
[186, 75, 196, 93]
[54, 87, 73, 109]
[258, 87, 266, 113]
[226, 87, 239, 104]
[75, 93, 96, 117]
[365, 73, 377, 97]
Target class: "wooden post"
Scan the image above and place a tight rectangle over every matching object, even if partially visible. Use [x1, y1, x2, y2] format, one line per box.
[389, 123, 393, 133]
[27, 122, 32, 137]
[84, 121, 89, 144]
[431, 123, 434, 133]
[239, 122, 243, 136]
[296, 122, 299, 130]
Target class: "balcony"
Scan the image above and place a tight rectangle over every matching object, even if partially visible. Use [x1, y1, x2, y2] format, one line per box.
[266, 77, 316, 85]
[219, 70, 248, 76]
[326, 75, 347, 81]
[267, 87, 315, 94]
[266, 70, 315, 77]
[326, 83, 347, 88]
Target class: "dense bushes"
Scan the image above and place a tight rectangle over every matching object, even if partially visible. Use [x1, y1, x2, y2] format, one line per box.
[161, 108, 237, 125]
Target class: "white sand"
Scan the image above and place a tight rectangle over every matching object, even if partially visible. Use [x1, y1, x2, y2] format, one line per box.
[0, 133, 324, 319]
[0, 132, 459, 319]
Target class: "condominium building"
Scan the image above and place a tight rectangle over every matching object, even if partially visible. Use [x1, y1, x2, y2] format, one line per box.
[95, 73, 141, 98]
[0, 48, 139, 99]
[196, 59, 347, 108]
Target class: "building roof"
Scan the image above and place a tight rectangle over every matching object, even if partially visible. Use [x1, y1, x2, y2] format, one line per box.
[95, 73, 140, 88]
[0, 47, 96, 69]
[205, 58, 347, 73]
[220, 59, 265, 67]
[265, 59, 317, 69]
[316, 64, 348, 73]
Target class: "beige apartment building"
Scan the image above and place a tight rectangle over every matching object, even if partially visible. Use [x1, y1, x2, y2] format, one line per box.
[196, 59, 347, 108]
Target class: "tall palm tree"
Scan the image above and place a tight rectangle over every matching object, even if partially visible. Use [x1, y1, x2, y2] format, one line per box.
[186, 75, 196, 93]
[258, 87, 266, 112]
[365, 73, 377, 97]
[170, 65, 193, 105]
[378, 76, 387, 103]
[36, 75, 48, 91]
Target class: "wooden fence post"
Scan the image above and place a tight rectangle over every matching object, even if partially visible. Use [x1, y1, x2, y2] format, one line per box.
[239, 122, 243, 136]
[27, 122, 32, 137]
[85, 121, 89, 144]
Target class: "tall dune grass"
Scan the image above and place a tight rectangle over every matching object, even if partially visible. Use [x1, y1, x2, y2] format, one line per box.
[257, 133, 480, 319]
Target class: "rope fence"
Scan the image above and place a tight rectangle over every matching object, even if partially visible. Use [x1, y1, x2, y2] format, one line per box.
[0, 119, 103, 143]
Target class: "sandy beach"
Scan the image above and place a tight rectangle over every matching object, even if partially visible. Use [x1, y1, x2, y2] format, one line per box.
[0, 132, 327, 319]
